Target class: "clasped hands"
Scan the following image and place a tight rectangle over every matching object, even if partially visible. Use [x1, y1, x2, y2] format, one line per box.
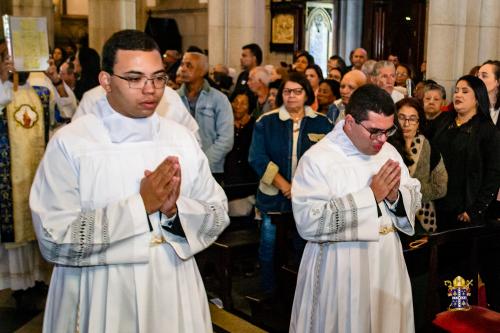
[370, 159, 401, 204]
[140, 156, 181, 217]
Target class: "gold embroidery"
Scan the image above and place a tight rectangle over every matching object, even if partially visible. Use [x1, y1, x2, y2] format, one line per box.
[308, 133, 325, 142]
[150, 234, 166, 246]
[379, 225, 395, 235]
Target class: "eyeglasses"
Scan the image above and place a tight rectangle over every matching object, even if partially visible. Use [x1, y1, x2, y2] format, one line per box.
[355, 119, 397, 139]
[396, 72, 409, 78]
[397, 114, 419, 125]
[283, 88, 304, 96]
[112, 74, 167, 89]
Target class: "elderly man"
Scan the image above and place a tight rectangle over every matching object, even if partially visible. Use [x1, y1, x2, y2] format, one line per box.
[361, 59, 377, 84]
[349, 47, 368, 71]
[59, 61, 77, 90]
[290, 84, 421, 333]
[373, 60, 404, 103]
[334, 69, 367, 123]
[247, 66, 272, 118]
[28, 59, 78, 125]
[178, 52, 234, 183]
[30, 29, 229, 333]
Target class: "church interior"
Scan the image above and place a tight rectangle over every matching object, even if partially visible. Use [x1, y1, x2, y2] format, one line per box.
[0, 0, 499, 332]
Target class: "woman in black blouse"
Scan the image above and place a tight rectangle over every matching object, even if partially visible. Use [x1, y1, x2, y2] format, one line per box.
[431, 75, 500, 229]
[223, 91, 258, 215]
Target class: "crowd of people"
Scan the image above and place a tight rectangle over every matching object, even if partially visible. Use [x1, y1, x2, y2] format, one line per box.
[0, 29, 499, 332]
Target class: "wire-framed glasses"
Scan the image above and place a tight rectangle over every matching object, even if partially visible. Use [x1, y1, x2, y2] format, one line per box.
[283, 88, 304, 96]
[397, 114, 419, 125]
[112, 74, 167, 89]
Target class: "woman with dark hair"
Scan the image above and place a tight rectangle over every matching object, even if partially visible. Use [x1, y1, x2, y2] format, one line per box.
[478, 60, 500, 128]
[74, 47, 101, 101]
[248, 72, 332, 294]
[395, 64, 413, 87]
[292, 50, 314, 73]
[390, 98, 448, 232]
[431, 75, 500, 229]
[317, 79, 340, 122]
[394, 63, 414, 97]
[305, 64, 323, 111]
[52, 46, 67, 70]
[267, 79, 282, 110]
[224, 91, 258, 216]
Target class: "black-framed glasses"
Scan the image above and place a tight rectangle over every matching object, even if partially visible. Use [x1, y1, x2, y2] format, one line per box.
[283, 88, 304, 96]
[112, 74, 167, 89]
[355, 119, 397, 139]
[397, 114, 419, 125]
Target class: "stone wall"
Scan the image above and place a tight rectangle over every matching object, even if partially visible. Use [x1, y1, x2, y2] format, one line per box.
[426, 0, 500, 97]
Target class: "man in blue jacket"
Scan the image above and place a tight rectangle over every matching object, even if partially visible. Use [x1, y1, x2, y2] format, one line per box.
[178, 52, 234, 182]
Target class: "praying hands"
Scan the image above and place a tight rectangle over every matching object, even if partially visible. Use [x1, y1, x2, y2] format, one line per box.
[140, 156, 181, 216]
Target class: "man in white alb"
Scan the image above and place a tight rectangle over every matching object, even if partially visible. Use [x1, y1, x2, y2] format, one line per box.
[30, 30, 229, 333]
[290, 84, 421, 333]
[73, 77, 200, 141]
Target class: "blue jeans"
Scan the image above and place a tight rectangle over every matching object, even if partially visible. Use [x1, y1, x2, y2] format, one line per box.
[259, 213, 276, 293]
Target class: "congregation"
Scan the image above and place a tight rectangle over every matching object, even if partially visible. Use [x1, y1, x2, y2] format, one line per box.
[0, 26, 499, 332]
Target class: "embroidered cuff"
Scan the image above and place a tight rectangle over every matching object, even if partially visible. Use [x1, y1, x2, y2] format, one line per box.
[261, 161, 279, 185]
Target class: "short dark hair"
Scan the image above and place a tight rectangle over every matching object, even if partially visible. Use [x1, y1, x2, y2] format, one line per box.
[102, 29, 160, 74]
[455, 75, 490, 120]
[231, 90, 256, 114]
[186, 45, 204, 54]
[329, 55, 347, 75]
[242, 43, 263, 65]
[275, 72, 315, 108]
[320, 79, 341, 100]
[346, 84, 395, 121]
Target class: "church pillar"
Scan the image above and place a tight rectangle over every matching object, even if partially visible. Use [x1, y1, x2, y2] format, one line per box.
[426, 0, 500, 96]
[11, 0, 54, 48]
[88, 0, 136, 55]
[208, 0, 265, 70]
[337, 0, 363, 61]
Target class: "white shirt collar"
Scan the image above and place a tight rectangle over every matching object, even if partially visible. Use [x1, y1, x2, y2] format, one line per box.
[97, 98, 159, 143]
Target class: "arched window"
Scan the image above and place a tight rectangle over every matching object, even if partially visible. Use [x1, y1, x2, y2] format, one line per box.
[305, 4, 334, 76]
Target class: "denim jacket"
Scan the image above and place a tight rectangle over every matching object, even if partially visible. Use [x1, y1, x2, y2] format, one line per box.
[178, 80, 234, 173]
[248, 105, 333, 213]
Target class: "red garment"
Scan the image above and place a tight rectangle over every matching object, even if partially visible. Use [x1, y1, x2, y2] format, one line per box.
[433, 306, 500, 333]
